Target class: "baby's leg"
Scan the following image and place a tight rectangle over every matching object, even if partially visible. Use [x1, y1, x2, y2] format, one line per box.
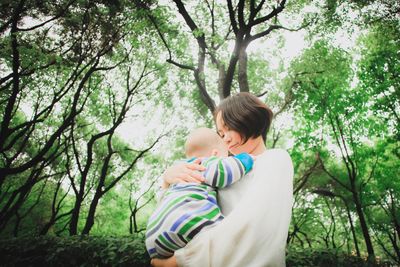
[147, 190, 224, 258]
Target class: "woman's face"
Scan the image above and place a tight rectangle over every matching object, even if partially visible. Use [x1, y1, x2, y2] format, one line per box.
[216, 112, 254, 155]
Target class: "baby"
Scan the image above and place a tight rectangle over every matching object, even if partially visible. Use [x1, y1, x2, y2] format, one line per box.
[145, 127, 254, 259]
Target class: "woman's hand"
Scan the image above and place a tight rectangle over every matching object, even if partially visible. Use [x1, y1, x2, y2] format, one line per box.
[162, 158, 206, 188]
[151, 256, 178, 267]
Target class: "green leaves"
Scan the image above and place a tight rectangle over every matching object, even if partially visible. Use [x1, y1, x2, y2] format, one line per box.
[358, 21, 400, 137]
[287, 20, 399, 263]
[0, 235, 150, 266]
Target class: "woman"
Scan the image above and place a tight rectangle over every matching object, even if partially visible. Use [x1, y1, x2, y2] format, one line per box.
[152, 92, 293, 267]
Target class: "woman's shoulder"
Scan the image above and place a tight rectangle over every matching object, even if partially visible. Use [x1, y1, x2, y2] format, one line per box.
[261, 148, 290, 158]
[257, 148, 292, 166]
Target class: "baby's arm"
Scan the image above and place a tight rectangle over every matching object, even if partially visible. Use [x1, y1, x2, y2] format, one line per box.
[201, 153, 253, 188]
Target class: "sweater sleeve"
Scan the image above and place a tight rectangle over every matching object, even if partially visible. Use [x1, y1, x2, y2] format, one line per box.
[202, 153, 254, 188]
[175, 149, 294, 267]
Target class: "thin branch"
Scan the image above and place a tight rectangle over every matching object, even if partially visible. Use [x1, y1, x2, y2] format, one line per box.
[103, 134, 165, 192]
[250, 22, 304, 42]
[319, 157, 352, 191]
[361, 153, 379, 190]
[256, 90, 268, 97]
[17, 0, 77, 32]
[205, 0, 215, 48]
[227, 0, 238, 34]
[166, 59, 195, 71]
[138, 1, 196, 71]
[294, 156, 320, 194]
[250, 0, 266, 23]
[172, 0, 206, 50]
[249, 0, 287, 27]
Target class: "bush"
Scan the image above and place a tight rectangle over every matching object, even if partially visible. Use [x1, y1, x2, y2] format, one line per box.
[287, 248, 394, 267]
[1, 237, 396, 267]
[0, 235, 150, 267]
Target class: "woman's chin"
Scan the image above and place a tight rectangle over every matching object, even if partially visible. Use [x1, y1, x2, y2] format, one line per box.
[229, 146, 242, 155]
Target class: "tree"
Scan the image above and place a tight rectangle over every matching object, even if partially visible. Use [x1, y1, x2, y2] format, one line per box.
[358, 21, 400, 139]
[0, 0, 128, 227]
[0, 0, 168, 236]
[289, 40, 378, 260]
[136, 0, 311, 113]
[128, 179, 155, 234]
[365, 139, 400, 263]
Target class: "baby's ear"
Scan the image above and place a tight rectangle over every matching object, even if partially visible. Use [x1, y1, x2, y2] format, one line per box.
[211, 149, 219, 156]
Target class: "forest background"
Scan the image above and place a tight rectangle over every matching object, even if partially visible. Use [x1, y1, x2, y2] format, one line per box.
[0, 0, 399, 266]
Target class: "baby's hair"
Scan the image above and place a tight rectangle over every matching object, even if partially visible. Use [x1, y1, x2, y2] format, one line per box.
[185, 127, 226, 158]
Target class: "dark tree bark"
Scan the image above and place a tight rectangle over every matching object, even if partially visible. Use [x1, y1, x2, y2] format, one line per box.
[328, 114, 375, 261]
[313, 188, 361, 257]
[0, 143, 65, 231]
[128, 181, 156, 234]
[40, 176, 73, 235]
[0, 1, 130, 235]
[70, 62, 164, 235]
[12, 180, 47, 237]
[344, 198, 361, 257]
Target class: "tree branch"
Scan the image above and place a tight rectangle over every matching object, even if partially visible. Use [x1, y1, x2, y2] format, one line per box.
[294, 156, 320, 194]
[249, 0, 286, 27]
[17, 0, 77, 32]
[250, 22, 304, 42]
[237, 0, 246, 28]
[318, 157, 352, 191]
[172, 0, 206, 50]
[227, 0, 238, 34]
[103, 134, 165, 193]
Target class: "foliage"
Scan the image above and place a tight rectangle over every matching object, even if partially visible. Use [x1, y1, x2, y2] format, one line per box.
[1, 236, 395, 267]
[358, 20, 400, 138]
[286, 248, 391, 267]
[0, 235, 150, 267]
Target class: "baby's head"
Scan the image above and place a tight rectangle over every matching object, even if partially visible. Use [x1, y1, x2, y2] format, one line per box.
[185, 127, 228, 158]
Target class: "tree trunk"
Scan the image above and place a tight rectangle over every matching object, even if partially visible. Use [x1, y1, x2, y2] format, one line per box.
[238, 46, 249, 92]
[129, 212, 134, 234]
[389, 190, 400, 241]
[40, 219, 55, 235]
[325, 199, 337, 249]
[81, 191, 102, 235]
[13, 211, 21, 237]
[0, 180, 34, 231]
[345, 201, 361, 257]
[222, 36, 244, 98]
[69, 194, 83, 235]
[388, 230, 400, 262]
[217, 64, 226, 100]
[352, 189, 375, 261]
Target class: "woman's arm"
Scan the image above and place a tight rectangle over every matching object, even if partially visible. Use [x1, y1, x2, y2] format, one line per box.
[151, 257, 178, 267]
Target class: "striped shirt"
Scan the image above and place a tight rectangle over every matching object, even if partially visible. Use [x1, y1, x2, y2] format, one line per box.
[145, 153, 253, 259]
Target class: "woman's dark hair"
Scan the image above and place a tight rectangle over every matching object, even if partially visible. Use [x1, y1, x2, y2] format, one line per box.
[214, 92, 273, 143]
